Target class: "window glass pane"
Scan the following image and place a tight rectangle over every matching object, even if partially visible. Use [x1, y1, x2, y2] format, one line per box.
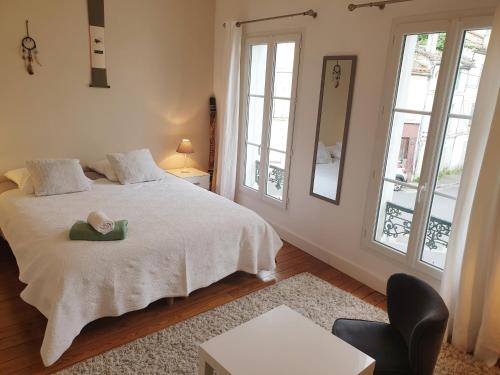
[274, 73, 293, 98]
[269, 99, 290, 152]
[420, 119, 469, 269]
[421, 191, 457, 268]
[266, 150, 286, 200]
[249, 44, 268, 96]
[394, 33, 446, 112]
[375, 181, 418, 254]
[449, 30, 490, 116]
[421, 28, 491, 270]
[273, 42, 295, 98]
[244, 144, 260, 190]
[247, 96, 264, 144]
[384, 113, 430, 188]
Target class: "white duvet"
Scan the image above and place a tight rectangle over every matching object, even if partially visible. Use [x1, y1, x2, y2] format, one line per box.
[0, 175, 282, 366]
[312, 160, 339, 200]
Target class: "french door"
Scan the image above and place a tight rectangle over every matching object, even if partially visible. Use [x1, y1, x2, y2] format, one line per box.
[238, 34, 301, 207]
[364, 16, 492, 278]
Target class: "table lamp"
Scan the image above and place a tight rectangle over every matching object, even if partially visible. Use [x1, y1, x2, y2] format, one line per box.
[176, 139, 194, 173]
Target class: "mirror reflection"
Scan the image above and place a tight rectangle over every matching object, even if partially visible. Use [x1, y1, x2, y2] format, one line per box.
[310, 56, 357, 204]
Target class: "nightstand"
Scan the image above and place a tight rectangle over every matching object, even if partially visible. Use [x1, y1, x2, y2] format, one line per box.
[166, 168, 210, 190]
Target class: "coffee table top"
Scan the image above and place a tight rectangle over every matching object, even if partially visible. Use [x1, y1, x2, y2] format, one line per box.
[199, 305, 375, 375]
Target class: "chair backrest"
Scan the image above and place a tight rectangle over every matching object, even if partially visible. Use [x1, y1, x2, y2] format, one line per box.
[387, 273, 449, 375]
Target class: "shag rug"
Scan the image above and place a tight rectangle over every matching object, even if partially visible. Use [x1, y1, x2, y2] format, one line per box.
[58, 273, 499, 374]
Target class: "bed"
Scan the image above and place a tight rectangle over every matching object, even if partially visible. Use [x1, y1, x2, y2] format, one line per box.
[312, 159, 339, 200]
[0, 174, 282, 366]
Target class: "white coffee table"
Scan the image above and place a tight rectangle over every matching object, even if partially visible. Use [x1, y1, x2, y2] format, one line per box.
[198, 305, 375, 375]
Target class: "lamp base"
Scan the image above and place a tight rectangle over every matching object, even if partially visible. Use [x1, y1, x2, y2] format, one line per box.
[181, 154, 190, 173]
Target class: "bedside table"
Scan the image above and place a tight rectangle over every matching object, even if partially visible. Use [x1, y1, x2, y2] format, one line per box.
[166, 168, 210, 190]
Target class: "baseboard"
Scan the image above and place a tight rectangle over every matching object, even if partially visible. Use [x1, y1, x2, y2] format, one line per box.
[271, 222, 387, 295]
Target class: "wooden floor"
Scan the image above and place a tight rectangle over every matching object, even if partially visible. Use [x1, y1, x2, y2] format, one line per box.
[0, 238, 387, 374]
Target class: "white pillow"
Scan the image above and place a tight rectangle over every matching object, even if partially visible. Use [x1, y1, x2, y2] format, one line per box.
[26, 159, 92, 196]
[107, 149, 165, 185]
[4, 167, 35, 194]
[316, 142, 332, 164]
[87, 159, 118, 182]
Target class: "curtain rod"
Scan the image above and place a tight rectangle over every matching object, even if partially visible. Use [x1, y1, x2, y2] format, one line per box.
[348, 0, 412, 11]
[223, 9, 317, 28]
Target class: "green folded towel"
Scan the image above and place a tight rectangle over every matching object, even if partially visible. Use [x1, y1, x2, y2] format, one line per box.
[69, 220, 128, 241]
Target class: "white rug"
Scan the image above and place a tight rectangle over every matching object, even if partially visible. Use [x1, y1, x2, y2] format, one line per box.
[58, 273, 499, 374]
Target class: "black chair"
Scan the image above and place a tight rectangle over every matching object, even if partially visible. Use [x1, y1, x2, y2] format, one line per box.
[332, 273, 449, 375]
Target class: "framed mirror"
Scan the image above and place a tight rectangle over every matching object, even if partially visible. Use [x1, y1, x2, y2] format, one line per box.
[310, 55, 357, 205]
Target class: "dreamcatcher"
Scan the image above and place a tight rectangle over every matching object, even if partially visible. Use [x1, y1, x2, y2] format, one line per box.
[21, 20, 41, 75]
[332, 60, 341, 88]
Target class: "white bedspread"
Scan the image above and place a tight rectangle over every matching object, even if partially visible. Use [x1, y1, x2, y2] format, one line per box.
[312, 160, 339, 200]
[0, 175, 282, 366]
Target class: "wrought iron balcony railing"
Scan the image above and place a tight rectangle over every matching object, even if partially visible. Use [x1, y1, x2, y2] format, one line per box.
[383, 201, 452, 251]
[255, 161, 285, 191]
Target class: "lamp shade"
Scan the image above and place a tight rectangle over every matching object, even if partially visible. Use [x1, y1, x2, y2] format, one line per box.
[176, 139, 194, 154]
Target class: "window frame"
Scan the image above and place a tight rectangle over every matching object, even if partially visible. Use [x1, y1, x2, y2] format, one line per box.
[362, 14, 493, 281]
[237, 33, 302, 208]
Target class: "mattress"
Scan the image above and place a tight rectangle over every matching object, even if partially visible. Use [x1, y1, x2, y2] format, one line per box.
[0, 174, 282, 366]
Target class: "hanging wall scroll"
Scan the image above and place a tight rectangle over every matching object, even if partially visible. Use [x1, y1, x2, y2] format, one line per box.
[87, 0, 110, 88]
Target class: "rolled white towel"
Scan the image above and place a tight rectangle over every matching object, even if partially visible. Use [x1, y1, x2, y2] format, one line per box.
[87, 211, 115, 235]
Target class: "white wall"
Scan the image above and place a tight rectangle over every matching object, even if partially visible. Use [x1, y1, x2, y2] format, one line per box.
[214, 0, 498, 292]
[0, 0, 215, 176]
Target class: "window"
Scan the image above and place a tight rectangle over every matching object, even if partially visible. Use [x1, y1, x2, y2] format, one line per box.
[364, 16, 492, 278]
[239, 34, 301, 206]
